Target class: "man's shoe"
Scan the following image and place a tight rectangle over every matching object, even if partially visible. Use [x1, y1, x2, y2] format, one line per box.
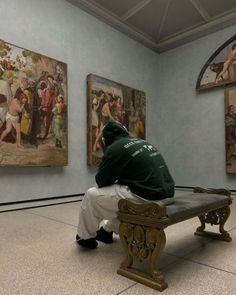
[96, 227, 113, 244]
[76, 235, 98, 249]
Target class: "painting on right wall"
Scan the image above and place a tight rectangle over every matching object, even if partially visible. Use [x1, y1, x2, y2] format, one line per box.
[225, 88, 236, 174]
[197, 35, 236, 91]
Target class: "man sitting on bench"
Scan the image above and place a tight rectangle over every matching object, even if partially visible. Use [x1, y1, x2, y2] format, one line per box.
[76, 121, 175, 249]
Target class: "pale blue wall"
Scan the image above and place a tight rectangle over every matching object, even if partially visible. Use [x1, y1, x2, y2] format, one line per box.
[0, 0, 159, 202]
[1, 0, 235, 203]
[155, 25, 236, 189]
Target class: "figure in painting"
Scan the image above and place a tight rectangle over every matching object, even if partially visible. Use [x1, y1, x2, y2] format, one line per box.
[100, 94, 116, 125]
[38, 75, 56, 139]
[215, 44, 236, 83]
[94, 94, 116, 150]
[92, 90, 106, 152]
[0, 68, 13, 128]
[26, 79, 41, 145]
[113, 96, 124, 124]
[19, 79, 33, 144]
[91, 95, 100, 152]
[128, 98, 135, 133]
[225, 104, 236, 166]
[52, 94, 67, 148]
[0, 68, 12, 103]
[133, 111, 144, 138]
[43, 74, 56, 139]
[0, 88, 26, 148]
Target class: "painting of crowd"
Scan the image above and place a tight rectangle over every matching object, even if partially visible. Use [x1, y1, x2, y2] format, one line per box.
[0, 39, 67, 166]
[87, 74, 146, 166]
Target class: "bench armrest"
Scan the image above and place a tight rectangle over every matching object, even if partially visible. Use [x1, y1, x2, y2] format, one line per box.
[117, 199, 170, 229]
[193, 187, 231, 198]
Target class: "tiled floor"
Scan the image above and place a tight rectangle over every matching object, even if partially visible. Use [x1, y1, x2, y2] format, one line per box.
[0, 192, 235, 295]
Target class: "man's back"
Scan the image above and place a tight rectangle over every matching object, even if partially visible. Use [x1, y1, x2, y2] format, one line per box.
[96, 122, 174, 201]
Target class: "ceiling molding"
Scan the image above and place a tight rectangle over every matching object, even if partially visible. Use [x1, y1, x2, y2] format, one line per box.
[156, 10, 236, 51]
[190, 0, 210, 21]
[121, 0, 153, 21]
[156, 0, 171, 41]
[68, 0, 122, 20]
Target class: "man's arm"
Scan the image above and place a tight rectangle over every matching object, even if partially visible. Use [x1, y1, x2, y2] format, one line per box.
[95, 149, 126, 187]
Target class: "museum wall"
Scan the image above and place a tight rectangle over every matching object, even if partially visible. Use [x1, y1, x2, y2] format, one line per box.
[0, 0, 159, 203]
[155, 24, 236, 190]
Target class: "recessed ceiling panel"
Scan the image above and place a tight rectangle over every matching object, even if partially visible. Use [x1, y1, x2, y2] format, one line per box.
[159, 0, 204, 40]
[198, 0, 236, 18]
[126, 0, 167, 40]
[91, 0, 144, 17]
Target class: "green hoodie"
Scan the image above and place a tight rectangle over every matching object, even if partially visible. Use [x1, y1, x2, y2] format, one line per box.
[96, 121, 175, 200]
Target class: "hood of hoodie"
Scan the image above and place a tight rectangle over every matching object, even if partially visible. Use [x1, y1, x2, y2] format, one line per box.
[102, 121, 129, 146]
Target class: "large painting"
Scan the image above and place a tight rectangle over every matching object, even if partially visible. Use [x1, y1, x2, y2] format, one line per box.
[225, 88, 236, 174]
[0, 39, 67, 166]
[87, 74, 146, 166]
[197, 35, 236, 91]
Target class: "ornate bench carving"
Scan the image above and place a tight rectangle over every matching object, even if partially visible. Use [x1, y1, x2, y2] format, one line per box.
[117, 187, 232, 292]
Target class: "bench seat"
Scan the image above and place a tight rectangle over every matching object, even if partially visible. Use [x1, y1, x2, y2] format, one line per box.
[166, 192, 231, 224]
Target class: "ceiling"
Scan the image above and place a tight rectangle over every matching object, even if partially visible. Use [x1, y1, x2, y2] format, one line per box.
[66, 0, 236, 53]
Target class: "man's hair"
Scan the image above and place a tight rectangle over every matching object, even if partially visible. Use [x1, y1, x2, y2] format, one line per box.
[15, 87, 24, 100]
[97, 90, 105, 97]
[232, 43, 236, 50]
[228, 104, 235, 111]
[102, 121, 129, 146]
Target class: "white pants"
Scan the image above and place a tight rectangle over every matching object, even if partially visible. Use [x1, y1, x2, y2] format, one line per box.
[77, 184, 143, 239]
[77, 184, 174, 239]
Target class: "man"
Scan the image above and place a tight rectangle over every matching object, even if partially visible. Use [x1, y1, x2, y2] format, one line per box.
[76, 121, 175, 249]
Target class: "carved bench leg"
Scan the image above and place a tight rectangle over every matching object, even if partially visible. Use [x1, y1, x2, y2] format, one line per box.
[117, 222, 168, 291]
[194, 206, 232, 242]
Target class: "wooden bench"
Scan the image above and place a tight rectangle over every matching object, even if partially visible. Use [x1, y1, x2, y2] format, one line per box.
[117, 187, 233, 292]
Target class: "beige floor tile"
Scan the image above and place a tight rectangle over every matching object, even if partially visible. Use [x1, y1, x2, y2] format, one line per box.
[0, 211, 133, 295]
[184, 227, 236, 274]
[25, 201, 81, 227]
[122, 260, 236, 295]
[164, 218, 212, 257]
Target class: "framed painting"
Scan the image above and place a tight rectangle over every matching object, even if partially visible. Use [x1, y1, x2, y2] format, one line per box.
[225, 88, 236, 174]
[0, 39, 67, 166]
[197, 35, 236, 91]
[87, 74, 146, 166]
